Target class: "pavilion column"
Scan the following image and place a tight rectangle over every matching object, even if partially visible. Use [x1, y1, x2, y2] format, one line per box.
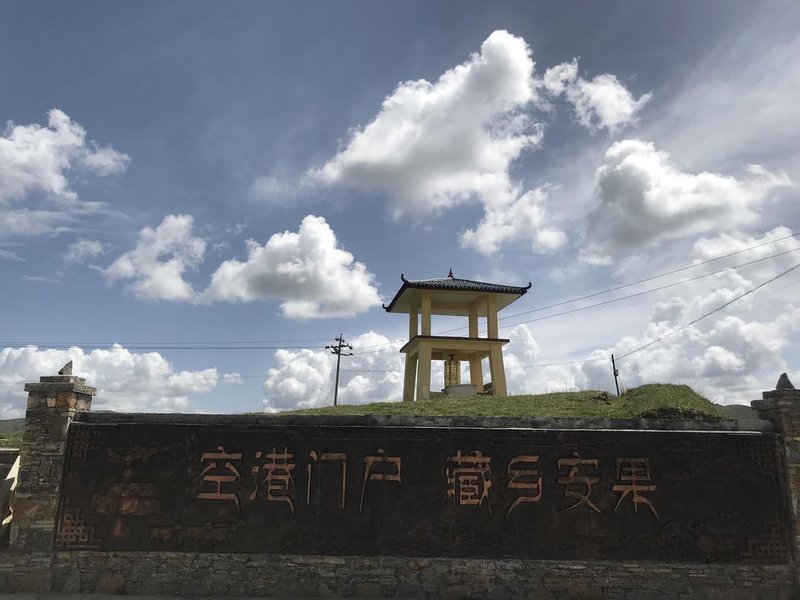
[487, 295, 499, 339]
[468, 305, 479, 338]
[420, 292, 432, 336]
[489, 346, 507, 396]
[416, 342, 432, 402]
[467, 305, 483, 390]
[403, 354, 417, 403]
[409, 307, 418, 339]
[469, 357, 484, 391]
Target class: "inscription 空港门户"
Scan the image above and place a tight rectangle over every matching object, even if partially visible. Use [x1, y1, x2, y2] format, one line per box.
[56, 423, 791, 562]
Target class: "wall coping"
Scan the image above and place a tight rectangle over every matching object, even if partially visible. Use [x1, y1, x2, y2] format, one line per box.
[73, 411, 775, 432]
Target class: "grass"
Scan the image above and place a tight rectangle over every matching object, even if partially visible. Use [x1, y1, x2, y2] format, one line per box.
[0, 431, 22, 448]
[0, 418, 23, 447]
[284, 383, 722, 420]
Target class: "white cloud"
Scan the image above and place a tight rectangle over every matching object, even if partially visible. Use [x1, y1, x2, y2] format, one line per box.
[103, 214, 380, 319]
[584, 139, 793, 256]
[543, 59, 651, 132]
[249, 175, 310, 206]
[0, 248, 23, 261]
[460, 185, 567, 255]
[581, 305, 800, 404]
[81, 144, 130, 176]
[263, 331, 404, 412]
[577, 231, 800, 403]
[310, 30, 565, 255]
[261, 326, 589, 411]
[0, 109, 129, 236]
[64, 238, 105, 264]
[104, 214, 206, 301]
[203, 214, 381, 319]
[0, 345, 236, 418]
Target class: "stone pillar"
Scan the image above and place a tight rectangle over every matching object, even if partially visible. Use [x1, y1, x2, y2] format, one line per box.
[752, 373, 800, 559]
[10, 363, 95, 554]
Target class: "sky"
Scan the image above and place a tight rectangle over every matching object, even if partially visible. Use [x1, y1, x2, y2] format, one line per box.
[0, 1, 799, 416]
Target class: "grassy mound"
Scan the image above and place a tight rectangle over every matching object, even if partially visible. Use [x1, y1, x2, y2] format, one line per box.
[285, 383, 721, 420]
[0, 431, 22, 448]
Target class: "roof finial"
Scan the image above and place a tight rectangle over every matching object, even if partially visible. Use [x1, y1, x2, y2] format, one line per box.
[447, 268, 454, 278]
[777, 372, 795, 390]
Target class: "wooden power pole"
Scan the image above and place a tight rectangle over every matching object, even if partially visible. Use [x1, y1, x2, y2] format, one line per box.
[326, 334, 353, 406]
[611, 354, 620, 396]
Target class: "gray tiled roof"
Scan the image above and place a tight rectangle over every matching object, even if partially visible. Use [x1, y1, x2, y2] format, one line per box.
[383, 274, 531, 312]
[400, 275, 531, 294]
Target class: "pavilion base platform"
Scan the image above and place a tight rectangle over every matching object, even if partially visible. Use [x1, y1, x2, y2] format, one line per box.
[400, 335, 509, 401]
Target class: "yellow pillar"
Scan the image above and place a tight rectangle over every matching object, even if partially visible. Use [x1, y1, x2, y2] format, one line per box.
[403, 354, 417, 402]
[409, 307, 418, 339]
[487, 294, 499, 339]
[416, 341, 432, 401]
[420, 291, 431, 336]
[489, 345, 507, 396]
[469, 356, 484, 390]
[468, 305, 478, 338]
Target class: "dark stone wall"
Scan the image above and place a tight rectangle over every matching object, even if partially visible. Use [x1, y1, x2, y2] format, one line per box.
[43, 551, 796, 599]
[3, 408, 798, 598]
[56, 419, 791, 564]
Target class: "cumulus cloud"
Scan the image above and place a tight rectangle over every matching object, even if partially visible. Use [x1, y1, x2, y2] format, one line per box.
[502, 324, 586, 394]
[263, 332, 403, 412]
[543, 59, 651, 131]
[583, 139, 793, 258]
[0, 344, 238, 418]
[261, 326, 588, 411]
[579, 231, 800, 403]
[103, 214, 380, 319]
[0, 109, 129, 236]
[202, 215, 381, 318]
[310, 30, 565, 255]
[582, 306, 800, 404]
[460, 185, 567, 255]
[64, 238, 105, 264]
[104, 214, 206, 301]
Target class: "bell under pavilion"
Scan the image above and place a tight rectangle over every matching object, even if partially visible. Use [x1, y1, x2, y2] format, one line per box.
[383, 271, 531, 402]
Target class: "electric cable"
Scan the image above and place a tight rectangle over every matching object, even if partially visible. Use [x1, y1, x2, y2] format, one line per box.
[616, 262, 800, 361]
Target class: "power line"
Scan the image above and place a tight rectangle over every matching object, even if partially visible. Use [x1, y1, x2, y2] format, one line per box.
[616, 261, 800, 361]
[449, 247, 800, 333]
[500, 229, 800, 323]
[0, 344, 328, 351]
[0, 338, 331, 347]
[354, 232, 800, 349]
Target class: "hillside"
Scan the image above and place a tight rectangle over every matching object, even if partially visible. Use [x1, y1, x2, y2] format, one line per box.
[0, 418, 23, 448]
[286, 384, 723, 419]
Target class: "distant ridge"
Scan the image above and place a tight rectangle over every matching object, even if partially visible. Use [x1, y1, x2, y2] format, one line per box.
[0, 418, 23, 435]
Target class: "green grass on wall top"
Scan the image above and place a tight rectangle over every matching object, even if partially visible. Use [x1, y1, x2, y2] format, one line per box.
[284, 384, 722, 420]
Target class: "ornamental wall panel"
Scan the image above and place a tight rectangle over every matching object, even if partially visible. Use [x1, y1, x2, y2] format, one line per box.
[55, 421, 792, 563]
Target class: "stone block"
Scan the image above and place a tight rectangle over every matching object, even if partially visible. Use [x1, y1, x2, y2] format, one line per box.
[94, 572, 125, 594]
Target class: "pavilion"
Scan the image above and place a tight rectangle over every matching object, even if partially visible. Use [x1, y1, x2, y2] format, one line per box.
[383, 271, 531, 402]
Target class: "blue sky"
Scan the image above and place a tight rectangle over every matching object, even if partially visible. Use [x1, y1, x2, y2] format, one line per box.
[1, 1, 799, 416]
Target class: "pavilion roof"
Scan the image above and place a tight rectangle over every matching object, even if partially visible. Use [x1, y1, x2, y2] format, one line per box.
[383, 272, 531, 314]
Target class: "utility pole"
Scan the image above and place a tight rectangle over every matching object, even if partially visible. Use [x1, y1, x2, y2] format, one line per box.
[326, 334, 353, 407]
[611, 354, 620, 396]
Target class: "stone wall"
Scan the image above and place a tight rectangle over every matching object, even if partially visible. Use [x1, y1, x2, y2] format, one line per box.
[44, 551, 796, 599]
[3, 368, 800, 598]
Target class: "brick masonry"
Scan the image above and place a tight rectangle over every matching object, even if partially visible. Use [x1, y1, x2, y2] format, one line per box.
[41, 552, 796, 599]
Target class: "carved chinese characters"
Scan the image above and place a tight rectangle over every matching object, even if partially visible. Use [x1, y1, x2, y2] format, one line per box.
[57, 422, 792, 562]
